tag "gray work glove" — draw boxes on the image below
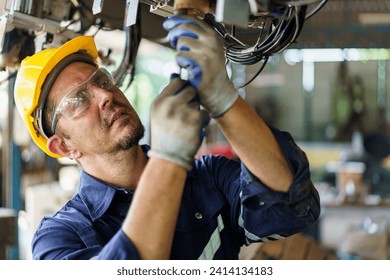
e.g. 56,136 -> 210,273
163,16 -> 239,118
147,76 -> 210,171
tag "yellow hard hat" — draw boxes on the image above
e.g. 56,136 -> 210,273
14,36 -> 99,158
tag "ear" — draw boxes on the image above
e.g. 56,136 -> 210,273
47,135 -> 82,160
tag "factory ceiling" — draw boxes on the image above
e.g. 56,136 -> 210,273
140,0 -> 390,49
294,0 -> 390,49
81,0 -> 390,49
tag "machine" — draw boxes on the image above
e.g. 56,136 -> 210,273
0,0 -> 327,86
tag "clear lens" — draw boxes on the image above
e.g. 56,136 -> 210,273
59,90 -> 91,120
51,68 -> 115,134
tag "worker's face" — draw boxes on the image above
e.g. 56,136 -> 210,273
49,62 -> 144,156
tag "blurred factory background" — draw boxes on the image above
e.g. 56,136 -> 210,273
1,0 -> 390,260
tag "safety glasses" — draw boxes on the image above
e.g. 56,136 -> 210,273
51,67 -> 116,135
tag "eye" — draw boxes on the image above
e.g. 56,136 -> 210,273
64,97 -> 85,111
98,79 -> 112,89
61,92 -> 90,117
93,71 -> 116,90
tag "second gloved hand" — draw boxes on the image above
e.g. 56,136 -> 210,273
163,16 -> 239,118
147,77 -> 210,171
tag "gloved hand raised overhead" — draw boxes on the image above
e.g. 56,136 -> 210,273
163,16 -> 239,118
148,76 -> 210,171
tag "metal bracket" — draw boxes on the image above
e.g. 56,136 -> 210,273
215,0 -> 249,27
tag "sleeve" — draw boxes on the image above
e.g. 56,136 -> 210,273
95,230 -> 140,260
214,127 -> 321,245
32,218 -> 140,260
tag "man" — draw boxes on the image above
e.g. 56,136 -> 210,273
14,15 -> 320,260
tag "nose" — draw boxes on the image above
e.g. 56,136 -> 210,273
93,85 -> 114,111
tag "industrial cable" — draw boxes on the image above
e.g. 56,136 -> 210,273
238,56 -> 269,88
112,7 -> 142,88
200,0 -> 327,86
305,0 -> 328,20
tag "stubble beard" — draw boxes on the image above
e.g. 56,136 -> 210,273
116,117 -> 145,151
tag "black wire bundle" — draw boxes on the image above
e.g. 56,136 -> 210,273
112,8 -> 142,89
204,4 -> 309,66
203,0 -> 327,86
72,0 -> 142,88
